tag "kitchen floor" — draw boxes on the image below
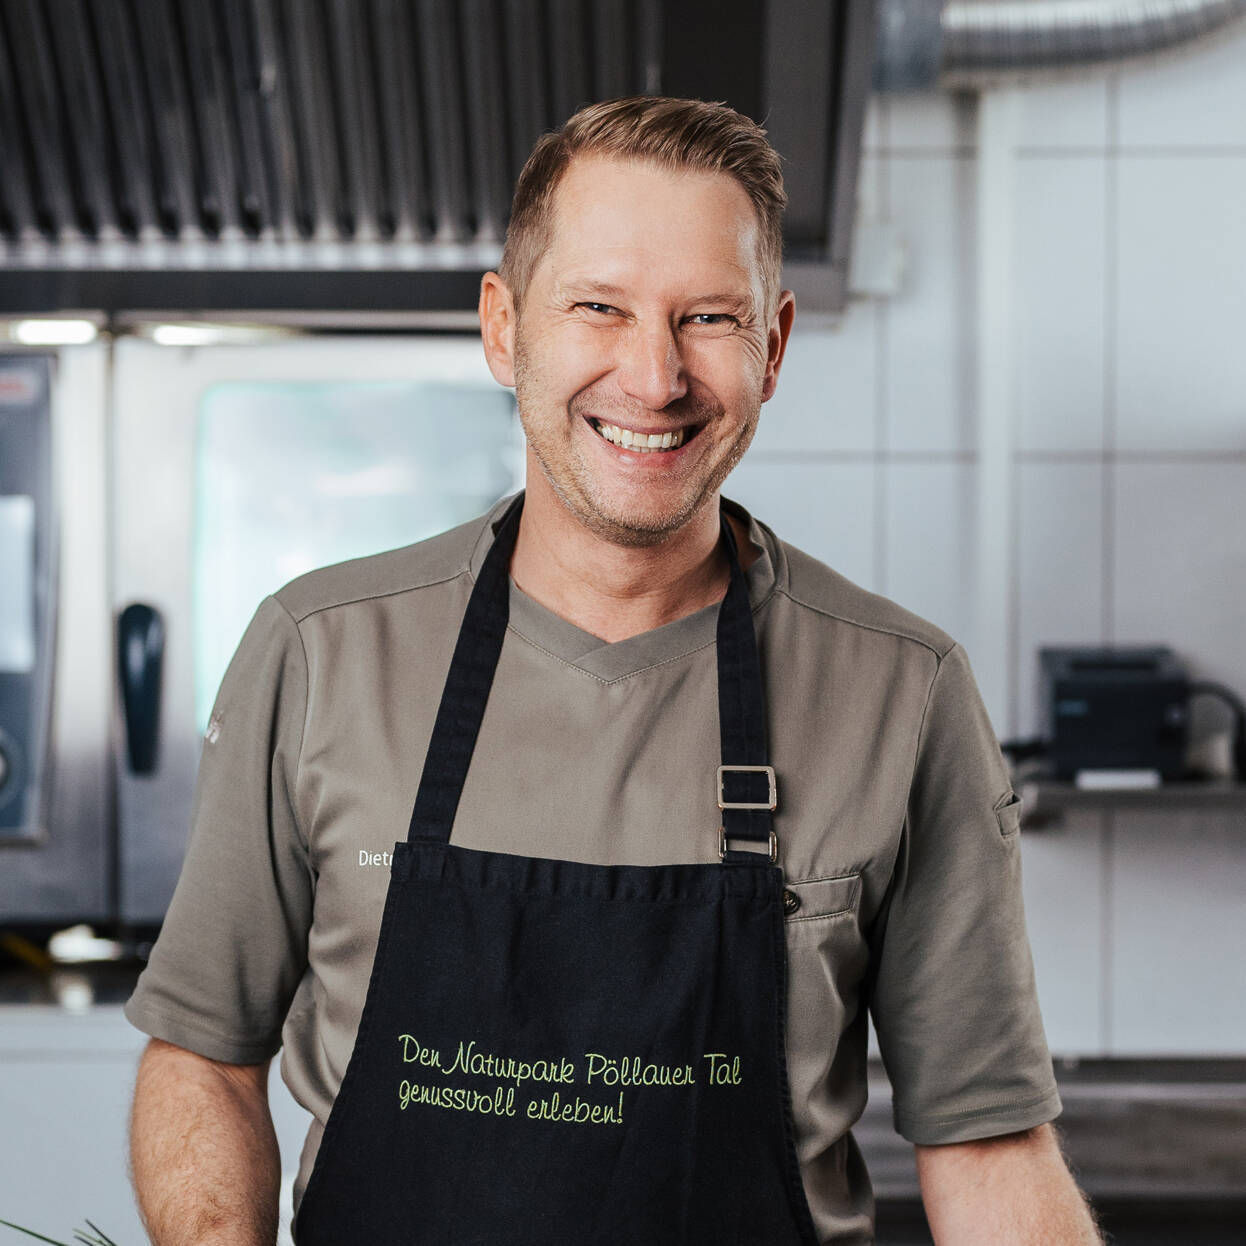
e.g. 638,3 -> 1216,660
875,1200 -> 1246,1244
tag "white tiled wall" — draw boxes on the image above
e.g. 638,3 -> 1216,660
750,306 -> 878,454
1115,157 -> 1246,452
1015,75 -> 1109,150
1014,158 -> 1107,454
731,459 -> 878,591
882,461 -> 976,641
884,156 -> 977,453
1117,32 -> 1246,147
733,20 -> 1246,1056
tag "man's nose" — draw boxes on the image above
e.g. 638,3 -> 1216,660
615,321 -> 688,410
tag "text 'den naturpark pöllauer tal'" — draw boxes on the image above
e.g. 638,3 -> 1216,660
396,1034 -> 744,1127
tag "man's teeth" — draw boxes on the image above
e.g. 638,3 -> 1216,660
592,421 -> 686,452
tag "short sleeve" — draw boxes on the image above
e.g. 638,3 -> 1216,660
868,643 -> 1062,1144
124,595 -> 312,1064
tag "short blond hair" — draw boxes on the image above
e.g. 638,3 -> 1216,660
499,96 -> 787,317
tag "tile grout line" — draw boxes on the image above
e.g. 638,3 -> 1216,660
1015,144 -> 1246,157
1015,451 -> 1246,463
1100,77 -> 1119,1057
1103,76 -> 1120,649
871,145 -> 1246,158
1007,334 -> 1022,742
876,105 -> 892,596
1101,809 -> 1115,1055
1004,100 -> 1023,741
876,303 -> 890,596
744,449 -> 1246,463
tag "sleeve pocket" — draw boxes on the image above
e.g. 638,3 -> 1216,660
994,790 -> 1023,838
784,872 -> 862,923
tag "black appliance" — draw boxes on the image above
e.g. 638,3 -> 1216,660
1039,646 -> 1246,781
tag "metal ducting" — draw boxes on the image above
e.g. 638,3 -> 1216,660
0,1 -> 878,318
876,0 -> 1246,91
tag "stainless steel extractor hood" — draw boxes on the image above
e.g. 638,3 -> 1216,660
0,0 -> 878,319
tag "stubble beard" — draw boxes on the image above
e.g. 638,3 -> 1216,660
512,332 -> 762,550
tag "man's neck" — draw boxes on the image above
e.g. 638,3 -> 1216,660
508,482 -> 754,644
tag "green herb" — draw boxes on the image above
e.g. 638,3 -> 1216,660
0,1220 -> 120,1246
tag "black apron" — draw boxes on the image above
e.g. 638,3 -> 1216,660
294,494 -> 818,1245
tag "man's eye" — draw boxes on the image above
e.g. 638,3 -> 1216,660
579,302 -> 617,316
687,313 -> 737,327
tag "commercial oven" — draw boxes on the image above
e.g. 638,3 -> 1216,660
0,334 -> 522,928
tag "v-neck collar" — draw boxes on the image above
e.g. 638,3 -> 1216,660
467,493 -> 781,682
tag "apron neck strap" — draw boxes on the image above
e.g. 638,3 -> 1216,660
405,493 -> 524,845
406,492 -> 775,859
716,511 -> 776,861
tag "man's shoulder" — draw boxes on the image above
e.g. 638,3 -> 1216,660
765,524 -> 957,662
274,508 -> 490,624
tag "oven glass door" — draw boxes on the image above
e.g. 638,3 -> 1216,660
113,336 -> 523,923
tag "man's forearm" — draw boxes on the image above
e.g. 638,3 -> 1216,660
130,1038 -> 281,1246
916,1123 -> 1103,1246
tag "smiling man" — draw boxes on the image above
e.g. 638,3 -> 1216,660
127,98 -> 1102,1245
493,148 -> 788,642
502,154 -> 775,538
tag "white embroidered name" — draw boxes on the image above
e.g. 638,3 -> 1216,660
359,850 -> 394,867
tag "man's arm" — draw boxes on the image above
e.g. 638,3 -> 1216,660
129,1037 -> 281,1246
915,1123 -> 1102,1245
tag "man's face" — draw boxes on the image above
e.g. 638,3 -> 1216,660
489,155 -> 793,548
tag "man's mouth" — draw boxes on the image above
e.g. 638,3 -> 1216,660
589,418 -> 695,453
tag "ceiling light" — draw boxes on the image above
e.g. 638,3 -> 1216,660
148,322 -> 288,346
9,319 -> 98,346
150,323 -> 228,346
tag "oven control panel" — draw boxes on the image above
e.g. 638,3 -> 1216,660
0,354 -> 54,840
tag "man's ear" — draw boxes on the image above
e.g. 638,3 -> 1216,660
760,290 -> 796,403
479,272 -> 518,388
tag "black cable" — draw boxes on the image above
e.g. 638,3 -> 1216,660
999,737 -> 1049,764
1188,681 -> 1246,780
